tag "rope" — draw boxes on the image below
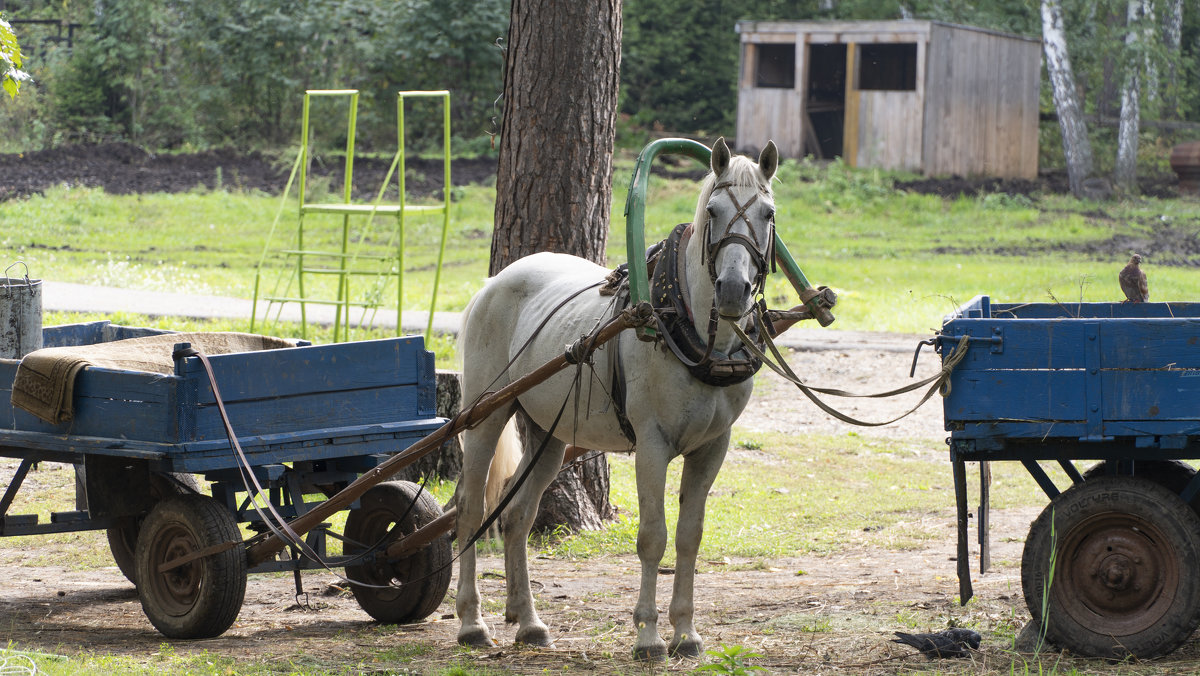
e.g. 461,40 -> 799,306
726,316 -> 971,427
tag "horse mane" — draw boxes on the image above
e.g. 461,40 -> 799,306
691,154 -> 773,231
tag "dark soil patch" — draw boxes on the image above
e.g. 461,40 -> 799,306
933,217 -> 1200,267
897,170 -> 1181,199
0,143 -> 498,202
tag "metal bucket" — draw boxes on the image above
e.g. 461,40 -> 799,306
1,262 -> 43,359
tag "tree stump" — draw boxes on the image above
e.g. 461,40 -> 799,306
393,370 -> 462,483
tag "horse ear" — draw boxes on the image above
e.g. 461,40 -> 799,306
711,137 -> 731,176
759,140 -> 779,181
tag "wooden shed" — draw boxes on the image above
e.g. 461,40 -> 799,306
735,20 -> 1041,178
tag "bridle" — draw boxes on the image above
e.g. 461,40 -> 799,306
700,181 -> 776,297
640,177 -> 776,388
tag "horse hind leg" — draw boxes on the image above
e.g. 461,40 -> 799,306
455,408 -> 517,648
500,412 -> 567,647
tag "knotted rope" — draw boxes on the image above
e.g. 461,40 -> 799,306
726,314 -> 971,427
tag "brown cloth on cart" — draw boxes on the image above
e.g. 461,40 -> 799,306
11,332 -> 296,424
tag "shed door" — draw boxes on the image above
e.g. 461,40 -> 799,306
803,43 -> 846,159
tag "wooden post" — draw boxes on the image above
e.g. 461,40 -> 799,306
842,42 -> 859,167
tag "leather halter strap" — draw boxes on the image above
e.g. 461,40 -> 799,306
703,181 -> 774,290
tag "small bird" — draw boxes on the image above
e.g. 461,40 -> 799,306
892,628 -> 981,658
1119,254 -> 1149,303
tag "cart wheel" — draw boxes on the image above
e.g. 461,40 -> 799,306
1082,459 -> 1199,510
1022,476 -> 1200,658
108,473 -> 200,584
343,480 -> 452,624
134,494 -> 246,639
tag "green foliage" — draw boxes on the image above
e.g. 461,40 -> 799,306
621,0 -> 822,134
6,0 -> 507,152
0,15 -> 29,99
367,0 -> 508,152
694,644 -> 766,675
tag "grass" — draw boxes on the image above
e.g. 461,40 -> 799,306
0,426 -> 1167,675
1,158 -> 1197,673
4,156 -> 1199,337
535,430 -> 1062,565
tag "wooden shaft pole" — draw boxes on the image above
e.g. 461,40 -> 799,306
383,507 -> 457,559
245,304 -> 648,567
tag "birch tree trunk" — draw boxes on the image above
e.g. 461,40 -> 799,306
1115,0 -> 1152,192
1041,0 -> 1094,197
489,0 -> 622,533
1162,0 -> 1183,119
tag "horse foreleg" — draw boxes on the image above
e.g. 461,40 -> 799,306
632,447 -> 671,660
455,412 -> 512,648
668,438 -> 729,657
500,417 -> 566,647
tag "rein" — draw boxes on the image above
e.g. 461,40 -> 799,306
726,314 -> 972,426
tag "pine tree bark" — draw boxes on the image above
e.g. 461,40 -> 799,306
490,0 -> 621,275
1041,0 -> 1094,197
490,0 -> 622,533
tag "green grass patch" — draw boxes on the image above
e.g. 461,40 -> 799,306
535,429 -> 1058,564
6,159 -> 1200,337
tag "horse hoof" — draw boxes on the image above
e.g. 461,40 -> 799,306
632,644 -> 668,662
457,628 -> 496,648
669,637 -> 704,658
515,625 -> 554,647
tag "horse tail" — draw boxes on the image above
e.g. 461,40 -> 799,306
470,416 -> 521,540
484,416 -> 522,516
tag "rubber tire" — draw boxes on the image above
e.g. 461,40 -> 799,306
1081,459 -> 1198,508
134,494 -> 246,639
1022,476 -> 1200,658
344,481 -> 452,624
108,473 -> 200,584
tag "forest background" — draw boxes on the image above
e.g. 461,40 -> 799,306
0,0 -> 1198,176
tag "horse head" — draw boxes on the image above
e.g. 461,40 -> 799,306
697,137 -> 778,320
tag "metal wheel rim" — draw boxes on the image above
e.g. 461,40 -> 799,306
147,523 -> 203,617
1054,512 -> 1179,636
349,509 -> 412,600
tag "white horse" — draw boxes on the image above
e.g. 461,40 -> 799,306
455,138 -> 778,660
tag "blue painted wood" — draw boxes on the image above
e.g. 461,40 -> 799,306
944,298 -> 1200,452
944,370 -> 1087,421
1083,322 -> 1104,440
0,325 -> 445,473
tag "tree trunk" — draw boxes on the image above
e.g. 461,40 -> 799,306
1041,0 -> 1094,197
490,0 -> 621,275
491,0 -> 622,533
1115,0 -> 1151,192
1161,0 -> 1183,119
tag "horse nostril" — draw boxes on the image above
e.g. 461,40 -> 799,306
715,278 -> 750,301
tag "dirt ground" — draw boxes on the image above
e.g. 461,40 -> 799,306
0,143 -> 497,202
1,143 -> 1184,204
0,343 -> 1144,675
1,146 -> 1197,673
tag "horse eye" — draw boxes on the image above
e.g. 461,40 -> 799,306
706,206 -> 716,217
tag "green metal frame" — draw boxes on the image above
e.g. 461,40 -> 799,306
251,89 -> 452,342
622,138 -> 831,339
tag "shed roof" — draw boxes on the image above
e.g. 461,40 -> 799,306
735,19 -> 1039,45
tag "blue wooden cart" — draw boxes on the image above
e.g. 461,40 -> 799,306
940,295 -> 1200,658
0,321 -> 451,639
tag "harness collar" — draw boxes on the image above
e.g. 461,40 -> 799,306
651,223 -> 763,387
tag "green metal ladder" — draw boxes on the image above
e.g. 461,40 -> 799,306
252,89 -> 452,342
